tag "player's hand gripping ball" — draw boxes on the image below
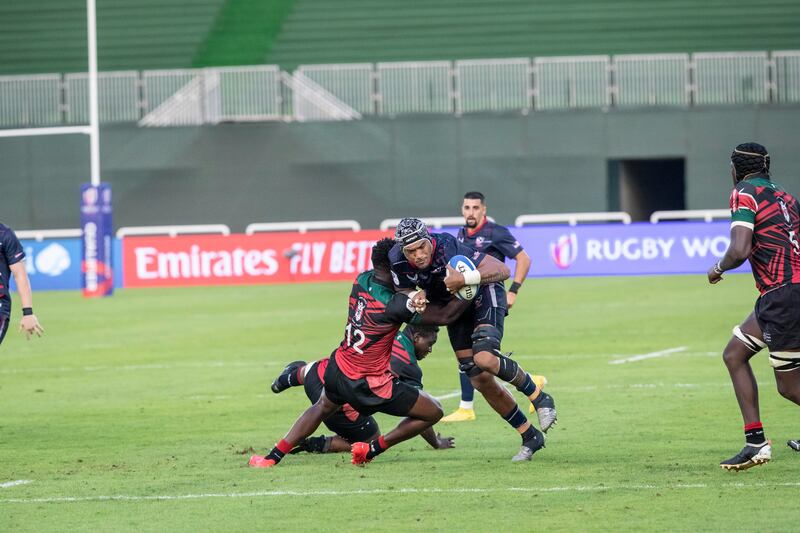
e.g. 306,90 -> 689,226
448,255 -> 478,301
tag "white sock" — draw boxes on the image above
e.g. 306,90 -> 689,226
459,401 -> 474,410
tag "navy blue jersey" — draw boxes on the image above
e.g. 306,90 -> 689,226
0,225 -> 25,317
389,232 -> 485,302
457,220 -> 523,262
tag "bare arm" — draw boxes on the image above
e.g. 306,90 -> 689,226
419,427 -> 454,449
416,297 -> 470,325
476,254 -> 511,284
10,261 -> 44,339
444,254 -> 510,295
708,225 -> 752,284
507,250 -> 531,309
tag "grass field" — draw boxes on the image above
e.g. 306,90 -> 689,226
2,274 -> 799,532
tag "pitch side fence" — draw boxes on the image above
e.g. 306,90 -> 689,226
1,51 -> 799,127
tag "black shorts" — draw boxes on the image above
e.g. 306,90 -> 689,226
755,283 -> 800,370
304,360 -> 379,442
323,354 -> 419,417
0,315 -> 9,346
448,282 -> 507,352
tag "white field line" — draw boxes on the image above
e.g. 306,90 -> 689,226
609,346 -> 688,365
4,482 -> 800,504
0,480 -> 32,489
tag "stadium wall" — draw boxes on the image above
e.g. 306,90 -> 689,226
2,106 -> 800,230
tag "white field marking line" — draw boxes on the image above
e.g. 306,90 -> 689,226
4,482 -> 800,504
609,346 -> 688,365
1,480 -> 32,489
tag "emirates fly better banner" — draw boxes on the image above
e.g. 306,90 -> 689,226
122,221 -> 747,288
123,230 -> 392,288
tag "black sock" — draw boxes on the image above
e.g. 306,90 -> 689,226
275,370 -> 299,391
304,435 -> 331,453
745,422 -> 766,446
520,425 -> 539,445
366,436 -> 389,459
266,439 -> 293,463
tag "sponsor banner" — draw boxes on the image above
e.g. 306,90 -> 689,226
122,230 -> 392,288
80,183 -> 114,297
17,239 -> 82,291
503,221 -> 750,277
13,239 -> 124,291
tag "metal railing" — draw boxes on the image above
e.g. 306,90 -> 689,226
1,50 -> 798,129
515,212 -> 632,227
649,209 -> 731,223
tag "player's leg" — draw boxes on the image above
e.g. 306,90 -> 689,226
764,285 -> 800,452
295,416 -> 381,454
468,286 -> 557,431
719,313 -> 771,471
442,308 -> 478,422
0,315 -> 9,346
250,390 -> 342,468
351,387 -> 442,464
458,349 -> 546,460
775,366 -> 800,453
271,360 -> 308,393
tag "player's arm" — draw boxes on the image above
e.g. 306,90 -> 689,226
709,185 -> 755,284
445,253 -> 510,295
708,225 -> 752,284
419,427 -> 455,449
416,297 -> 470,325
507,250 -> 531,309
9,261 -> 44,339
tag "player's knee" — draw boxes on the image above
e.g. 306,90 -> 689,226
473,351 -> 496,370
471,326 -> 502,356
776,380 -> 800,405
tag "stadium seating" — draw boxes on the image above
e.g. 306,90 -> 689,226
0,0 -> 226,75
1,0 -> 799,75
265,0 -> 800,68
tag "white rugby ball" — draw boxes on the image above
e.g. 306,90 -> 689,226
448,255 -> 478,301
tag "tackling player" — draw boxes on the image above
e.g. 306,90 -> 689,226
442,191 -> 548,423
708,143 -> 800,470
0,223 -> 44,346
270,324 -> 454,453
390,218 -> 556,461
249,238 -> 467,468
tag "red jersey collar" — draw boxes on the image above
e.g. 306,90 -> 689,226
466,217 -> 488,237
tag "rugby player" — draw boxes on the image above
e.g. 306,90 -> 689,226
442,191 -> 550,423
390,218 -> 555,461
708,143 -> 800,470
0,223 -> 43,346
270,324 -> 454,454
249,238 -> 467,468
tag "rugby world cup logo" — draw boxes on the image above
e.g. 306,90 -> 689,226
550,233 -> 578,269
82,187 -> 98,206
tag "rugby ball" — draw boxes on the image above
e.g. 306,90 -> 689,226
448,255 -> 478,301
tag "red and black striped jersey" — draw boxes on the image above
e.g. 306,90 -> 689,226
334,271 -> 417,379
729,175 -> 800,294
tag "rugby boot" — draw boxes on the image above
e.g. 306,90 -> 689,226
441,407 -> 476,422
788,439 -> 800,452
532,391 -> 558,433
248,455 -> 277,468
351,442 -> 373,465
270,360 -> 306,393
720,441 -> 772,471
512,426 -> 545,462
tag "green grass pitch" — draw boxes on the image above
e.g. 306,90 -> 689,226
1,274 -> 798,531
